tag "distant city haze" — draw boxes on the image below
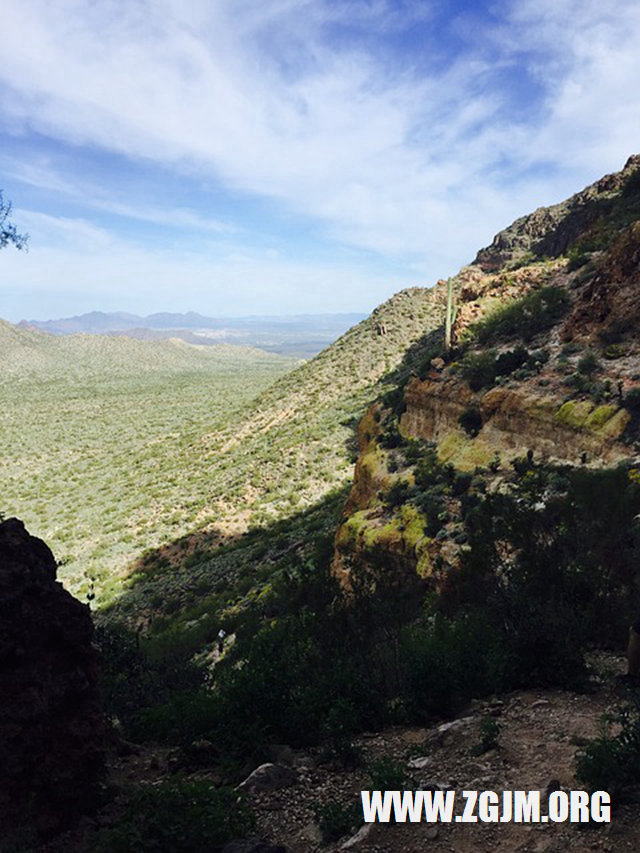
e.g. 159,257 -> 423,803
17,310 -> 368,358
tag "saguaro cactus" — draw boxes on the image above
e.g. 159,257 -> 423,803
444,277 -> 457,355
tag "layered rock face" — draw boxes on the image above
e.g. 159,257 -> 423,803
333,155 -> 640,591
400,375 -> 630,470
0,518 -> 104,841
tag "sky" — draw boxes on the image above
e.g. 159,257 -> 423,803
0,0 -> 639,321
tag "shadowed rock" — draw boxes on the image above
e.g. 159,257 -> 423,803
0,518 -> 104,842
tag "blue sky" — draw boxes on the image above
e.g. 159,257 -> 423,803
1,0 -> 639,321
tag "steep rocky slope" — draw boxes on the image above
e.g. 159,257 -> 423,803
334,155 -> 640,590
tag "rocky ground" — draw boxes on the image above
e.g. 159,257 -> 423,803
246,653 -> 640,853
42,652 -> 638,853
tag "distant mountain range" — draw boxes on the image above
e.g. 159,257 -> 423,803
18,311 -> 367,358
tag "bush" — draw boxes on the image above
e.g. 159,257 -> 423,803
367,756 -> 411,791
459,350 -> 498,391
472,716 -> 501,755
577,351 -> 599,375
495,346 -> 530,377
459,405 -> 482,437
314,801 -> 361,843
567,247 -> 590,271
474,286 -> 571,344
576,702 -> 640,799
95,782 -> 256,852
96,621 -> 204,739
400,614 -> 509,719
624,388 -> 640,412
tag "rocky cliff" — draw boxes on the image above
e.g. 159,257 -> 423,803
334,155 -> 640,590
0,518 -> 104,844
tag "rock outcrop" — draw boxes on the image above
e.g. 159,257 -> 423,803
333,155 -> 640,592
474,154 -> 640,271
0,518 -> 104,842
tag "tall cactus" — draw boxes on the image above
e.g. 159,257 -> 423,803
444,277 -> 457,355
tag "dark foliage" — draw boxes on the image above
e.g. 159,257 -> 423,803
459,405 -> 483,437
94,782 -> 255,852
0,191 -> 29,251
474,286 -> 570,344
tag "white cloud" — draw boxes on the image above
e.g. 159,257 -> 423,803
1,0 -> 639,312
0,210 -> 409,320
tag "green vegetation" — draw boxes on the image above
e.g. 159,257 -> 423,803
458,346 -> 550,391
96,433 -> 640,784
0,324 -> 293,603
576,699 -> 640,799
473,286 -> 570,344
458,404 -> 482,437
472,716 -> 501,756
0,190 -> 28,250
2,286 -> 444,607
94,782 -> 255,852
314,801 -> 361,843
366,756 -> 412,791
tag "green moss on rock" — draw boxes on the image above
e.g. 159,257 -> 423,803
554,400 -> 594,428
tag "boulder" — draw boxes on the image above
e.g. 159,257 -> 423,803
236,762 -> 297,793
0,518 -> 105,840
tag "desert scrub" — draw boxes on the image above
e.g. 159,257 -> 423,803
459,405 -> 483,437
314,801 -> 361,843
473,286 -> 571,344
94,782 -> 255,852
458,346 -> 544,391
576,702 -> 640,800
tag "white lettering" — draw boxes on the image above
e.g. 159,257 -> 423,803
478,790 -> 499,822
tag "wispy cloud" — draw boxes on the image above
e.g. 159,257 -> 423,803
0,210 -> 409,320
1,0 -> 639,316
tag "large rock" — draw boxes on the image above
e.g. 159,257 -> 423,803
236,762 -> 298,793
0,518 -> 104,841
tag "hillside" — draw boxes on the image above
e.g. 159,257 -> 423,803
0,322 -> 297,602
0,317 -> 285,380
103,286 -> 449,621
2,288 -> 446,610
14,156 -> 640,853
18,310 -> 367,357
334,154 -> 640,591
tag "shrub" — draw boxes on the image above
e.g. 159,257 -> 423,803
577,351 -> 599,376
494,346 -> 529,377
459,405 -> 482,437
387,480 -> 412,508
567,247 -> 590,271
314,801 -> 361,843
95,782 -> 256,852
472,716 -> 501,755
474,286 -> 571,344
400,614 -> 509,719
576,702 -> 640,799
624,388 -> 640,412
367,756 -> 411,791
459,350 -> 498,391
622,167 -> 640,198
95,622 -> 201,736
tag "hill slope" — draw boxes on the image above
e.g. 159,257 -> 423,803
0,322 -> 296,602
334,154 -> 640,595
3,288 -> 447,610
0,318 -> 284,380
103,286 -> 449,619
